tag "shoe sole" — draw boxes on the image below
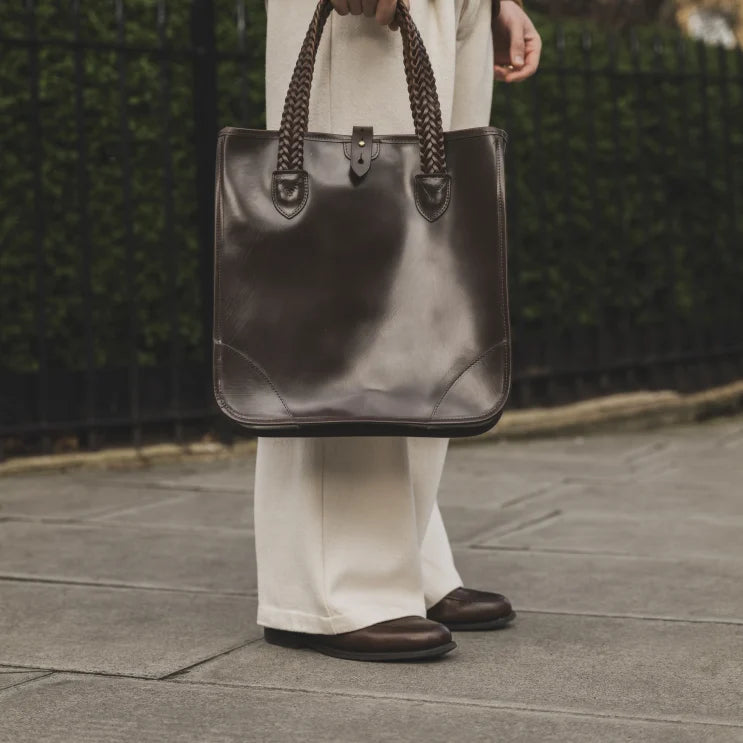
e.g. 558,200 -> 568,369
264,628 -> 457,662
444,611 -> 517,631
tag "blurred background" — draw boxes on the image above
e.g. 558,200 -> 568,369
1,0 -> 742,460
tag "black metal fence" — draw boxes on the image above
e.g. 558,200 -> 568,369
1,1 -> 742,458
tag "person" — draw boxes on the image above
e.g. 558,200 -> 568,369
255,0 -> 541,662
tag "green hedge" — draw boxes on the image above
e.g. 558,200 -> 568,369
495,23 -> 743,351
0,1 -> 265,375
1,4 -> 741,377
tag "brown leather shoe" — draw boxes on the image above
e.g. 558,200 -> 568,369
427,587 -> 516,630
264,616 -> 456,662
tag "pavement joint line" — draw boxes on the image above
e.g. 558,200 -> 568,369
168,677 -> 743,730
0,574 -> 258,598
157,637 -> 265,681
447,518 -> 540,546
469,508 -> 563,544
514,472 -> 639,486
0,671 -> 54,694
5,672 -> 742,732
97,482 -> 254,497
2,568 -> 739,626
636,477 -> 741,491
0,516 -> 96,526
145,486 -> 252,494
498,481 -> 569,509
467,543 -> 743,562
511,608 -> 743,627
481,454 -> 648,471
463,442 -> 665,461
0,663 -> 54,673
0,514 -> 255,536
452,456 -> 629,475
0,669 -> 194,687
88,520 -> 255,536
0,667 -> 183,683
105,484 -> 254,496
456,544 -> 743,565
558,475 -> 722,494
502,508 -> 743,528
79,492 -> 206,521
622,440 -> 669,464
627,459 -> 675,477
618,446 -> 666,462
83,480 -> 253,495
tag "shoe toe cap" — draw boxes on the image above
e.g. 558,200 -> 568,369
466,591 -> 513,622
428,587 -> 514,625
374,616 -> 453,651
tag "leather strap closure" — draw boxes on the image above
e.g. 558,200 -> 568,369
343,139 -> 379,162
350,126 -> 373,178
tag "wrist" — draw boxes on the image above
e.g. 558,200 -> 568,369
494,0 -> 524,17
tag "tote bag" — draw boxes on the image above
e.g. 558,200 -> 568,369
213,0 -> 511,437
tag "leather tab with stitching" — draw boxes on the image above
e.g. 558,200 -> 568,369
350,126 -> 373,179
272,170 -> 309,219
414,173 -> 451,221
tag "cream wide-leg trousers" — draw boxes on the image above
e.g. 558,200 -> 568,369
256,0 -> 494,635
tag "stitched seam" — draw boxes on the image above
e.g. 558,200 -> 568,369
216,341 -> 294,418
427,135 -> 513,423
433,136 -> 514,422
219,128 -> 507,145
214,134 -> 226,394
271,171 -> 308,219
495,137 -> 512,418
414,174 -> 451,221
430,340 -> 508,420
213,413 -> 503,426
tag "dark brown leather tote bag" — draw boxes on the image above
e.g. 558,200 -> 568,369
213,0 -> 511,437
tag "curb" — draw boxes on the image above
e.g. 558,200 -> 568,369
475,379 -> 743,442
1,380 -> 741,477
0,440 -> 256,478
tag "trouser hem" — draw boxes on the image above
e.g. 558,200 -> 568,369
424,577 -> 464,611
257,603 -> 427,635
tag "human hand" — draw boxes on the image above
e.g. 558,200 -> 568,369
492,1 -> 541,82
330,0 -> 410,30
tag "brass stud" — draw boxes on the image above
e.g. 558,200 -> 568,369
358,139 -> 365,147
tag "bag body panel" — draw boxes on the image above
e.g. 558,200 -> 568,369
213,126 -> 510,436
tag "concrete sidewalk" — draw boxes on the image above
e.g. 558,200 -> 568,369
0,416 -> 742,742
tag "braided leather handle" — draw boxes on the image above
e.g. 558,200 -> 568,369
276,0 -> 447,175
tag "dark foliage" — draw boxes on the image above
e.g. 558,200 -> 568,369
1,3 -> 741,407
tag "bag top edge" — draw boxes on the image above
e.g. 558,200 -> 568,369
218,125 -> 508,144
